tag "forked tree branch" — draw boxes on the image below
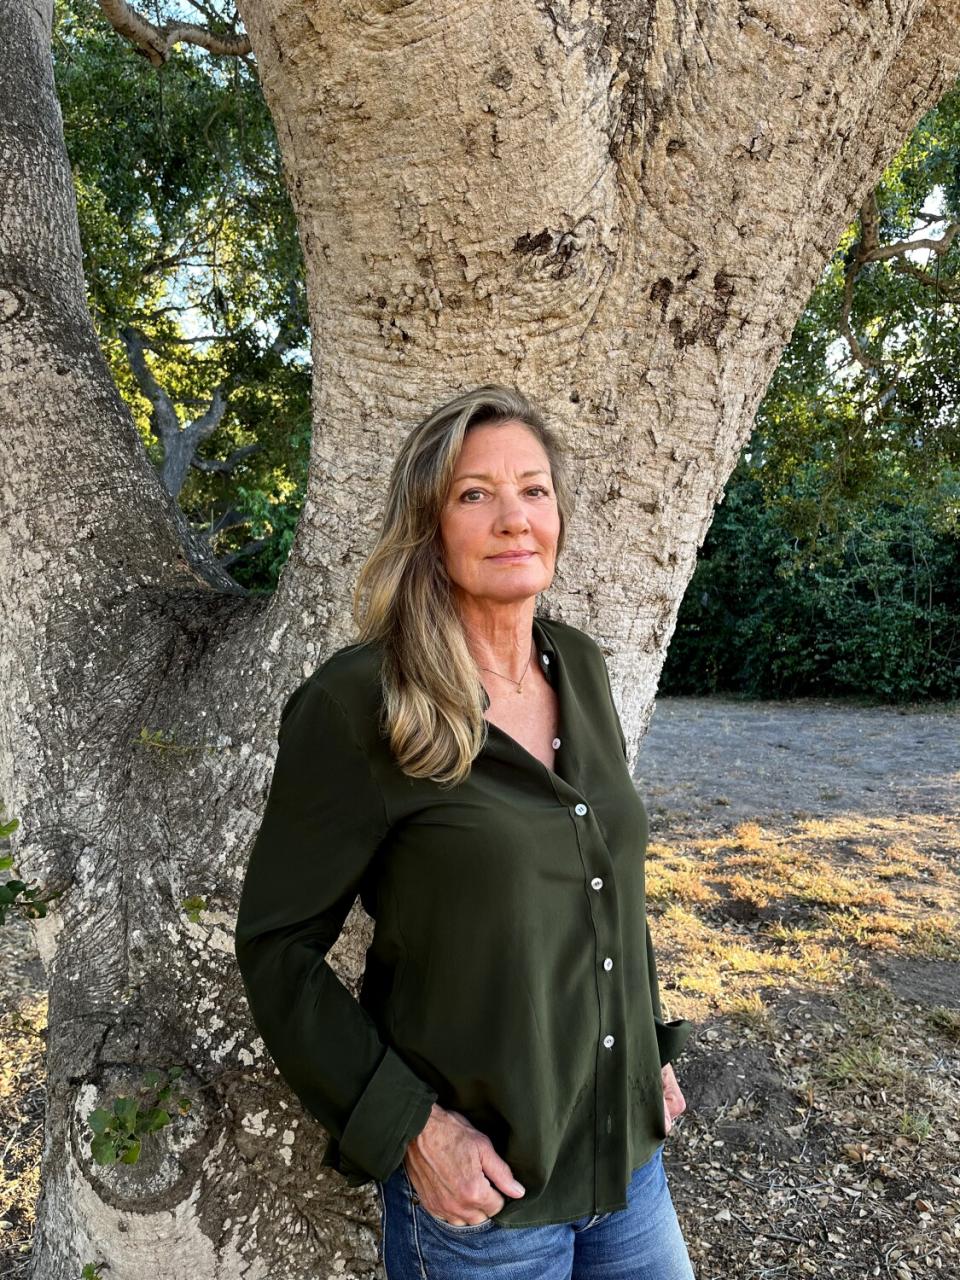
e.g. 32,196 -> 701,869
97,0 -> 252,66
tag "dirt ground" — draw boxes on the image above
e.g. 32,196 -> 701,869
2,693 -> 958,1279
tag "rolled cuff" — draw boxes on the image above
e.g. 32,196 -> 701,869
337,1045 -> 439,1182
654,1016 -> 695,1067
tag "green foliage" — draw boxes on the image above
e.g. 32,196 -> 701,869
52,0 -> 310,589
665,88 -> 960,702
133,726 -> 217,755
228,425 -> 308,592
86,1066 -> 191,1166
181,894 -> 208,924
0,805 -> 66,925
0,805 -> 18,841
663,459 -> 960,701
0,871 -> 58,925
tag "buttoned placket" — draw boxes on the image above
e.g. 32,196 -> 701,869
484,619 -> 631,1212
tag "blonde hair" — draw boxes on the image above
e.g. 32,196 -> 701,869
352,383 -> 574,787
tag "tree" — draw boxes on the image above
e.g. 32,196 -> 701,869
2,1 -> 959,1277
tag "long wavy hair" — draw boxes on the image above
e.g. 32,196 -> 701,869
352,384 -> 575,788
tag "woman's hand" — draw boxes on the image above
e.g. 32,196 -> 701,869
404,1103 -> 526,1225
661,1061 -> 686,1134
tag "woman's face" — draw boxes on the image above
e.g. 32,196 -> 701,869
439,420 -> 560,609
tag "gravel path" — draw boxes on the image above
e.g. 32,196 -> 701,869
635,695 -> 958,824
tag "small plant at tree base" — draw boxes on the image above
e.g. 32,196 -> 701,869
0,807 -> 66,924
0,807 -> 17,841
134,726 -> 216,757
87,1066 -> 192,1165
181,894 -> 208,924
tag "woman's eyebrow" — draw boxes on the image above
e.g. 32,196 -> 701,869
453,469 -> 550,483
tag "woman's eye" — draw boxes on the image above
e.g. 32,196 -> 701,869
459,486 -> 550,502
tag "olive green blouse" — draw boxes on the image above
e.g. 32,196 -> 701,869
233,613 -> 694,1228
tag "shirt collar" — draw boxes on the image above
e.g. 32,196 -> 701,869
532,614 -> 558,680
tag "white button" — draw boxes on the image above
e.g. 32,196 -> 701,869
603,957 -> 614,971
542,654 -> 550,664
603,1034 -> 615,1049
552,737 -> 561,749
591,877 -> 603,890
574,803 -> 588,815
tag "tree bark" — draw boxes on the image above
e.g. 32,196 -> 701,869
1,0 -> 958,1276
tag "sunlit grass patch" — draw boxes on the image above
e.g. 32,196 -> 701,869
800,817 -> 856,840
658,900 -> 716,936
795,814 -> 922,843
876,860 -> 924,878
722,872 -> 779,908
787,941 -> 848,982
762,920 -> 820,944
670,824 -> 906,926
693,821 -> 905,914
647,800 -> 958,1049
721,989 -> 775,1027
0,990 -> 45,1264
694,824 -> 912,917
656,908 -> 854,1005
790,866 -> 896,908
645,856 -> 719,905
722,849 -> 795,872
850,837 -> 950,882
728,820 -> 770,851
676,970 -> 725,997
714,940 -> 809,975
824,906 -> 960,956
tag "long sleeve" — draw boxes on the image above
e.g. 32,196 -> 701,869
645,916 -> 695,1067
233,674 -> 438,1182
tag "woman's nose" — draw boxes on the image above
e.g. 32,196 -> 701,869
495,495 -> 529,530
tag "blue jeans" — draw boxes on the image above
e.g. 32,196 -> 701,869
375,1141 -> 696,1278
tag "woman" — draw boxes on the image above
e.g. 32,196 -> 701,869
234,384 -> 696,1279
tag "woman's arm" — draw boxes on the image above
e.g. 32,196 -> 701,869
233,675 -> 438,1182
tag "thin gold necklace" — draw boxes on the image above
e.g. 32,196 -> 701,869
476,642 -> 536,694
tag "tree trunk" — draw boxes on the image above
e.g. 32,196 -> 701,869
1,0 -> 958,1276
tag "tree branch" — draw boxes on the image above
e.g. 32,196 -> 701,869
192,443 -> 263,475
120,323 -> 181,442
97,0 -> 252,66
217,535 -> 273,568
839,189 -> 960,377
